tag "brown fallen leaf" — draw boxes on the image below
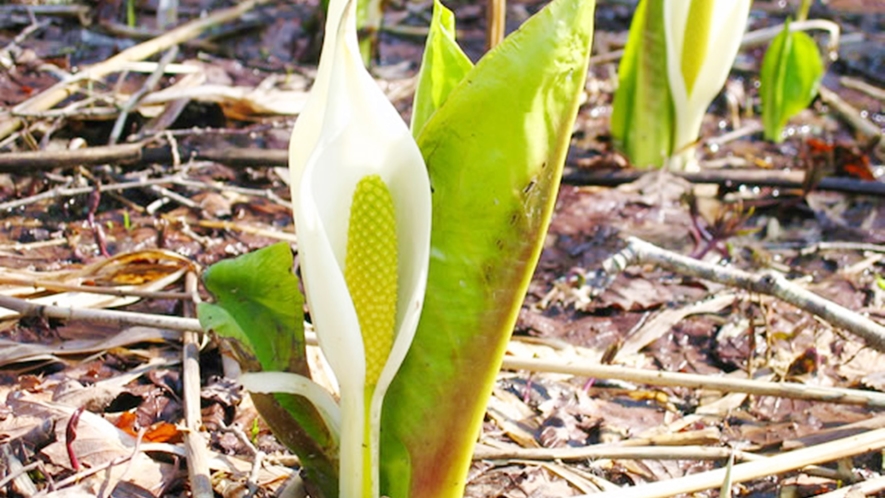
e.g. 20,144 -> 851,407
8,391 -> 172,495
0,326 -> 179,367
0,249 -> 193,320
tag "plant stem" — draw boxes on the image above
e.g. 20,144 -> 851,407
362,387 -> 376,497
339,386 -> 370,498
486,0 -> 505,50
797,0 -> 812,22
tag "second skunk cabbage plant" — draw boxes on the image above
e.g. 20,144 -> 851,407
198,0 -> 596,495
612,0 -> 751,171
760,18 -> 825,142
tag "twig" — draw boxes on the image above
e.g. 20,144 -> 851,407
574,428 -> 885,498
840,76 -> 885,102
0,142 -> 145,172
704,122 -> 763,148
485,0 -> 505,50
246,450 -> 266,498
223,425 -> 265,498
6,141 -> 880,200
0,293 -> 203,331
0,175 -> 183,212
0,153 -> 288,215
562,167 -> 885,197
502,357 -> 885,407
185,219 -> 299,244
108,46 -> 179,145
0,144 -> 288,172
3,287 -> 883,408
474,444 -> 757,463
798,241 -> 885,255
587,49 -> 624,66
148,184 -> 202,211
11,105 -> 120,120
116,61 -> 200,75
100,22 -> 219,53
167,145 -> 279,169
171,177 -> 292,209
2,19 -> 48,57
818,85 -> 883,148
589,237 -> 885,352
0,0 -> 270,142
182,272 -> 213,498
0,447 -> 40,494
0,4 -> 91,25
741,19 -> 840,56
0,460 -> 41,492
482,440 -> 846,482
4,143 -> 884,200
0,275 -> 193,300
0,238 -> 68,253
814,474 -> 885,498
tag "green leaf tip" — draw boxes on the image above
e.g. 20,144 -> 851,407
411,0 -> 474,137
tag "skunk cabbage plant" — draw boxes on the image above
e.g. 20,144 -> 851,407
247,0 -> 432,493
612,0 -> 751,170
199,0 -> 596,495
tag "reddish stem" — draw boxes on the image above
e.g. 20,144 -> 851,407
65,407 -> 85,471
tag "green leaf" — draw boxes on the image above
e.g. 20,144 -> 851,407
380,0 -> 596,495
198,243 -> 338,498
761,20 -> 824,142
610,0 -> 674,168
410,0 -> 474,137
199,242 -> 306,374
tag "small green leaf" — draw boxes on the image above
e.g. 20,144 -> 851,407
610,0 -> 674,168
761,20 -> 824,142
199,242 -> 306,374
198,243 -> 338,498
381,0 -> 596,495
410,0 -> 474,138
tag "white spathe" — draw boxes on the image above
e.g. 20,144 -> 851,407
664,0 -> 751,171
287,0 -> 432,495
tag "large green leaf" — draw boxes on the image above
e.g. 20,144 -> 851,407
410,0 -> 474,137
761,20 -> 824,142
379,0 -> 596,495
610,0 -> 674,168
198,243 -> 338,498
